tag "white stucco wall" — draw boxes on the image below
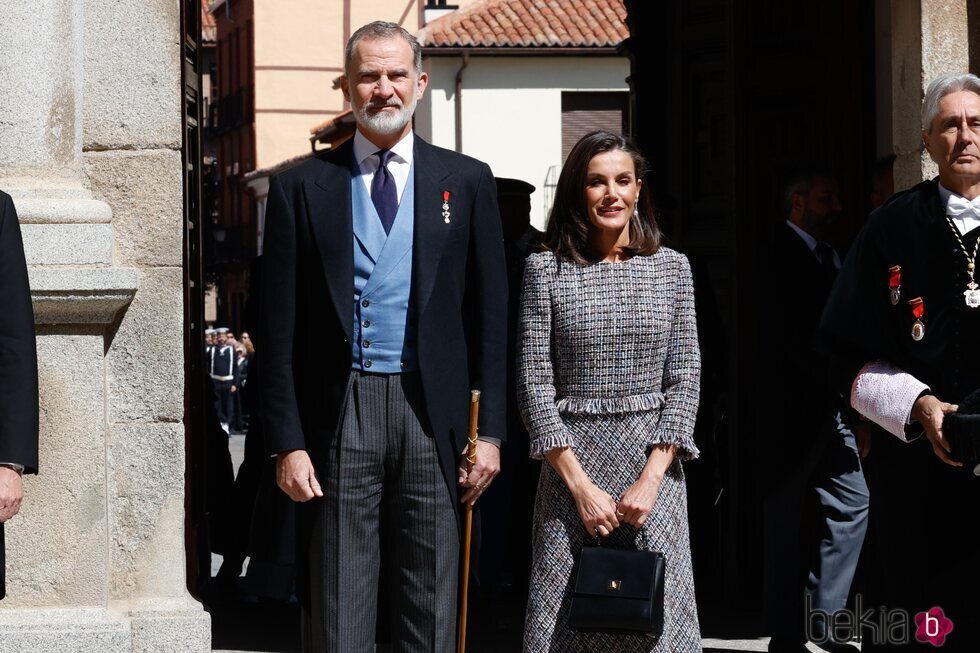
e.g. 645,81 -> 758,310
416,55 -> 630,229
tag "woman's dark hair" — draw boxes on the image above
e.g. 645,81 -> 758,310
543,131 -> 661,263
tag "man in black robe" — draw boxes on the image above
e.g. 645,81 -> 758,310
821,73 -> 980,651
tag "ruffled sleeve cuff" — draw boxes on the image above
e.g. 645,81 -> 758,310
850,360 -> 929,442
528,429 -> 575,460
648,429 -> 700,462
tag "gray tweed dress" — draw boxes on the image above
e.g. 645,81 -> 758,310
517,248 -> 702,653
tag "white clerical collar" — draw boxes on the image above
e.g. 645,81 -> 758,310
785,219 -> 818,253
353,129 -> 414,169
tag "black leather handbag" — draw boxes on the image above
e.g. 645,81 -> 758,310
567,535 -> 666,636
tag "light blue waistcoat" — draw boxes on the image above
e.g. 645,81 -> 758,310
350,160 -> 418,373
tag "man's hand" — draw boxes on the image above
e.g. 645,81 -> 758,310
276,449 -> 324,501
0,466 -> 24,523
457,440 -> 500,506
911,394 -> 961,467
231,385 -> 237,394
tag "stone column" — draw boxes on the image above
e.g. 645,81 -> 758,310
885,0 -> 970,189
0,0 -> 114,250
0,0 -> 209,650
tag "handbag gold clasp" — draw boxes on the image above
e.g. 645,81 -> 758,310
608,580 -> 622,591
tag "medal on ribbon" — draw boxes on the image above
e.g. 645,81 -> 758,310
888,265 -> 901,305
442,190 -> 451,224
909,296 -> 926,341
942,213 -> 980,308
966,266 -> 980,308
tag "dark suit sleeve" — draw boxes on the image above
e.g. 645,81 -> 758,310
467,164 -> 508,443
0,193 -> 39,473
259,175 -> 306,455
820,220 -> 898,394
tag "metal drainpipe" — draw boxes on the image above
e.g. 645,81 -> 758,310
454,52 -> 469,153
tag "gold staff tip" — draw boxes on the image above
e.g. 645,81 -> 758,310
470,390 -> 481,402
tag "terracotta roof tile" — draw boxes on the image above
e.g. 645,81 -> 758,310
202,5 -> 217,44
309,109 -> 354,136
417,0 -> 627,49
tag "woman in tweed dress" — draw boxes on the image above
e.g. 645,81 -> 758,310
518,131 -> 702,652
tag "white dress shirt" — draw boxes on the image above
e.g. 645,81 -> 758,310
937,183 -> 980,235
352,129 -> 414,204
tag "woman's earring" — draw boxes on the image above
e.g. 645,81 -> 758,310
633,204 -> 639,219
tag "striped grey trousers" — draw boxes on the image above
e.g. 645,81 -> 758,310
305,372 -> 459,653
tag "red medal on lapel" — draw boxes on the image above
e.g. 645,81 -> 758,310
442,190 -> 451,224
909,296 -> 925,341
888,265 -> 901,305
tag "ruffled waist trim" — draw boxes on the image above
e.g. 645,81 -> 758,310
555,392 -> 665,416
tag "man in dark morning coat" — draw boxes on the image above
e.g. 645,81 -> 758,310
0,191 -> 40,600
259,21 -> 507,652
762,171 -> 869,652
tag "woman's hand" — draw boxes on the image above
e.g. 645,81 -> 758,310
616,443 -> 676,527
572,482 -> 620,537
617,476 -> 662,527
543,446 -> 619,536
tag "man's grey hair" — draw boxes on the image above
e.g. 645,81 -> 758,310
922,73 -> 980,131
344,21 -> 423,76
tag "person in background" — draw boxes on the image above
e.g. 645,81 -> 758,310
475,177 -> 543,606
762,168 -> 869,652
210,327 -> 237,433
233,345 -> 249,433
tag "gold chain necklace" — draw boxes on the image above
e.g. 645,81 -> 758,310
943,213 -> 980,308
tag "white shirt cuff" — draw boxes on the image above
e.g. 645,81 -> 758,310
850,360 -> 929,442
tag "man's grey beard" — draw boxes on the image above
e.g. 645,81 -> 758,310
356,96 -> 417,135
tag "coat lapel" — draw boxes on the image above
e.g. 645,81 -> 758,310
362,168 -> 415,300
413,138 -> 454,318
350,160 -> 387,264
304,140 -> 355,343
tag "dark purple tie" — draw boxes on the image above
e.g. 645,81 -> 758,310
371,149 -> 398,234
814,241 -> 838,282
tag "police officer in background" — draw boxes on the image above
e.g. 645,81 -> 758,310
209,327 -> 237,433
